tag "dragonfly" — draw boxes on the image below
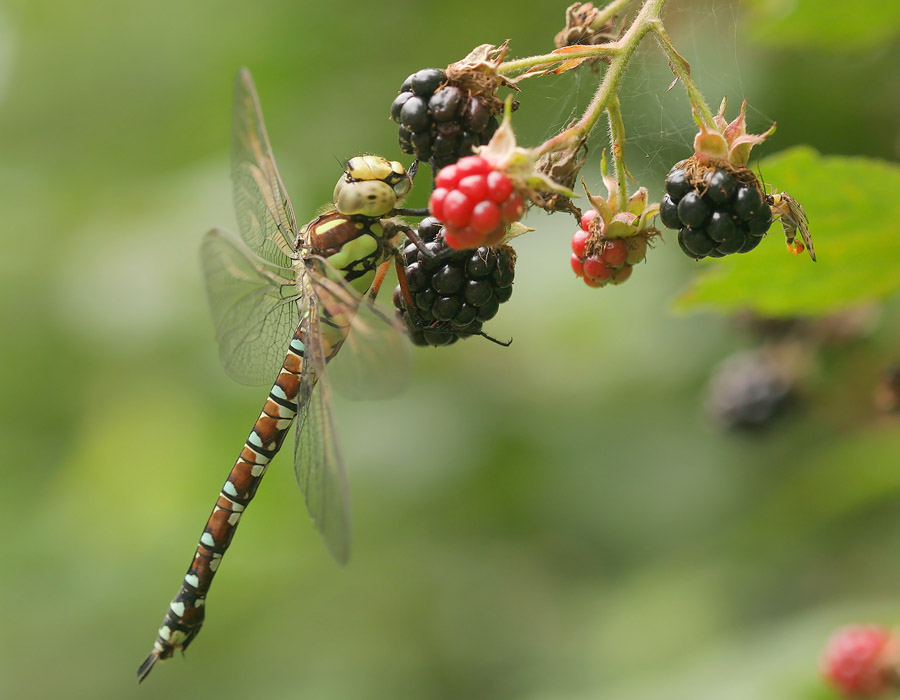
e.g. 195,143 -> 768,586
138,67 -> 414,681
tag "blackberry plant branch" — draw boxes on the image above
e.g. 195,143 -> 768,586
490,0 -> 728,206
497,45 -> 620,75
606,94 -> 629,211
530,0 -> 663,160
649,21 -> 717,129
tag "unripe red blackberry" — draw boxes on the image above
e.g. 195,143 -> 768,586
570,190 -> 656,289
429,155 -> 525,250
390,68 -> 500,170
821,625 -> 900,698
393,217 -> 515,346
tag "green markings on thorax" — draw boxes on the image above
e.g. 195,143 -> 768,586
303,213 -> 389,294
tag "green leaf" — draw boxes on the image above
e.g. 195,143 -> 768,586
674,146 -> 900,317
744,0 -> 900,50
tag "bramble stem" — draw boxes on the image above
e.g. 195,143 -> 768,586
535,0 -> 665,158
606,95 -> 629,211
650,21 -> 717,129
492,0 -> 724,206
498,46 -> 620,75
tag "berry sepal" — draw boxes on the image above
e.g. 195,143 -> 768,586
694,97 -> 776,167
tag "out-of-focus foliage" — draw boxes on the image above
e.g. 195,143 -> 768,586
744,0 -> 900,50
675,147 -> 900,316
1,1 -> 900,700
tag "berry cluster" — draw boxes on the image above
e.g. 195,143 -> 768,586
390,68 -> 499,170
429,155 -> 525,249
393,217 -> 515,347
570,209 -> 646,287
660,163 -> 772,260
821,625 -> 900,698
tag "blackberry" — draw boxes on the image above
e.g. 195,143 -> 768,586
662,160 -> 773,260
390,68 -> 500,170
706,349 -> 794,430
393,217 -> 515,347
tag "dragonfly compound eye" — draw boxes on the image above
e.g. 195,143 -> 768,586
345,155 -> 394,182
333,178 -> 397,218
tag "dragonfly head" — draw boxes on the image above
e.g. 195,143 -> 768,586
333,156 -> 412,218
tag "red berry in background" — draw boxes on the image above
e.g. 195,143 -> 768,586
569,209 -> 638,289
821,624 -> 900,698
571,229 -> 590,258
600,239 -> 628,268
582,255 -> 611,282
486,170 -> 512,202
458,174 -> 488,202
428,156 -> 525,250
470,201 -> 501,235
570,253 -> 585,277
442,190 -> 474,227
580,208 -> 599,232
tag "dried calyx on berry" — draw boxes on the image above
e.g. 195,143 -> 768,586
554,2 -> 621,54
393,217 -> 516,347
390,44 -> 516,170
661,98 -> 778,261
571,154 -> 659,288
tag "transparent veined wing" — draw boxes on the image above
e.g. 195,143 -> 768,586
200,228 -> 301,385
231,68 -> 298,269
306,259 -> 412,401
294,287 -> 352,565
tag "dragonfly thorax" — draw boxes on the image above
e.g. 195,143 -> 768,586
302,211 -> 393,294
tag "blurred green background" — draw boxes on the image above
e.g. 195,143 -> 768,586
2,1 -> 900,698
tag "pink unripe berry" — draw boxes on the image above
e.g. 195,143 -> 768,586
571,253 -> 585,277
458,174 -> 488,202
435,164 -> 460,189
571,229 -> 590,258
470,200 -> 502,235
609,264 -> 632,285
582,255 -> 612,283
580,208 -> 599,232
429,187 -> 449,221
456,155 -> 493,177
822,624 -> 900,698
442,191 -> 474,227
501,193 -> 524,223
601,239 -> 628,269
486,170 -> 513,202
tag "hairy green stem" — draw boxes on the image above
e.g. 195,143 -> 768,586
498,46 -> 620,75
649,21 -> 717,129
536,0 -> 665,157
606,95 -> 629,211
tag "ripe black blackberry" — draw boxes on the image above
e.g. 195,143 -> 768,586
706,349 -> 795,430
660,160 -> 773,260
390,68 -> 500,170
393,217 -> 515,347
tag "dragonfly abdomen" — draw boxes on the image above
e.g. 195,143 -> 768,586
138,332 -> 307,681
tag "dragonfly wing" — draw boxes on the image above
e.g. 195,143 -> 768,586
294,290 -> 352,564
200,228 -> 301,385
306,259 -> 411,401
231,67 -> 298,269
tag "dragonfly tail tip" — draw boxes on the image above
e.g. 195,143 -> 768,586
137,651 -> 159,683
